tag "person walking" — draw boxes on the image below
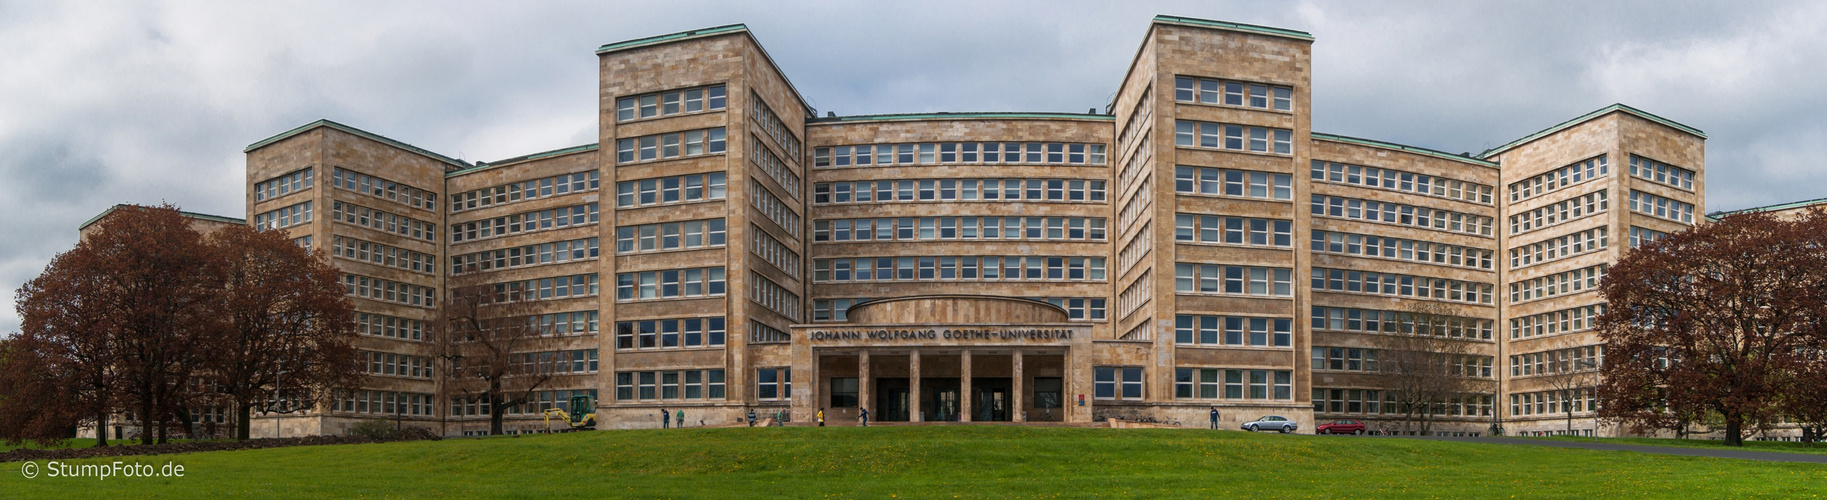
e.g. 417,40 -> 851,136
747,409 -> 757,427
859,407 -> 870,427
661,408 -> 670,429
677,409 -> 685,428
1209,407 -> 1220,430
817,408 -> 826,427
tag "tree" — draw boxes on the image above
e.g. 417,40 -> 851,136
204,224 -> 364,440
9,241 -> 125,446
1780,348 -> 1827,446
1598,209 -> 1827,446
1372,302 -> 1494,436
0,336 -> 87,446
1535,339 -> 1601,435
434,279 -> 559,436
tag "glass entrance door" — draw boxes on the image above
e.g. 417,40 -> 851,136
973,377 -> 1012,422
876,378 -> 910,421
921,378 -> 960,421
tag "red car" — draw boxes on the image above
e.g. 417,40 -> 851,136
1317,419 -> 1367,435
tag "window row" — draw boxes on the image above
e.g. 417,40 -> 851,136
448,203 -> 598,243
750,92 -> 803,160
355,312 -> 426,341
1511,390 -> 1595,417
1510,189 -> 1608,235
452,171 -> 598,213
254,167 -> 313,202
1169,368 -> 1294,401
1116,128 -> 1152,197
752,321 -> 790,344
1510,226 -> 1608,269
1311,161 -> 1494,205
1311,268 -> 1494,305
448,390 -> 600,417
1175,214 -> 1294,248
254,201 -> 312,230
615,370 -> 727,401
750,136 -> 801,200
615,172 -> 727,208
343,274 -> 435,308
1174,166 -> 1295,200
1173,75 -> 1294,111
1317,390 -> 1492,418
452,237 -> 599,275
752,181 -> 801,237
1310,230 -> 1493,270
1509,155 -> 1608,203
331,167 -> 437,211
813,142 -> 1107,168
751,273 -> 801,322
333,236 -> 436,275
508,349 -> 600,375
531,311 -> 599,337
614,317 -> 727,350
1174,120 -> 1294,155
1117,223 -> 1151,276
1512,345 -> 1603,377
613,128 -> 727,164
1172,315 -> 1294,347
813,178 -> 1108,205
491,274 -> 600,303
614,219 -> 725,254
1311,195 -> 1494,237
1628,190 -> 1695,223
1172,264 -> 1296,298
363,351 -> 432,379
336,391 -> 434,417
1118,271 -> 1152,320
1511,304 -> 1606,340
1312,348 -> 1492,378
1629,155 -> 1695,191
812,256 -> 1107,283
813,216 -> 1107,243
812,297 -> 1105,322
1310,306 -> 1494,340
753,227 -> 801,278
333,201 -> 436,242
1628,226 -> 1668,248
1511,264 -> 1607,304
614,84 -> 726,122
1118,177 -> 1152,232
613,267 -> 726,301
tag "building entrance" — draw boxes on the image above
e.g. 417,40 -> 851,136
875,378 -> 910,422
973,377 -> 1012,422
920,378 -> 961,421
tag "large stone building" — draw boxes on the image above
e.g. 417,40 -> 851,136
131,15 -> 1716,436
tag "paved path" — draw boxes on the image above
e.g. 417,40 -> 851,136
1405,436 -> 1827,463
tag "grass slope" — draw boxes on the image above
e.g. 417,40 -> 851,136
1533,435 -> 1827,455
3,426 -> 1824,498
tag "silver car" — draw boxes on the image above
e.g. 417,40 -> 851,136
1241,415 -> 1298,433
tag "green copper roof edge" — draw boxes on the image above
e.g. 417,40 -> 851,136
1707,196 -> 1827,219
244,119 -> 469,169
595,24 -> 747,54
447,143 -> 600,177
1312,132 -> 1499,168
1479,104 -> 1707,159
1152,15 -> 1314,41
80,204 -> 245,231
810,112 -> 1115,124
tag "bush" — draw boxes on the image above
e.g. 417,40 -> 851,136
349,419 -> 395,438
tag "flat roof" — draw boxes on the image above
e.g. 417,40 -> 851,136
1312,132 -> 1499,168
1479,104 -> 1707,159
80,204 -> 245,231
244,119 -> 470,170
810,111 -> 1114,124
596,24 -> 816,117
1150,15 -> 1315,41
1708,196 -> 1827,219
448,143 -> 599,177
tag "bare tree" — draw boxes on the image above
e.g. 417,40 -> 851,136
1372,302 -> 1494,436
433,279 -> 559,435
1534,340 -> 1601,435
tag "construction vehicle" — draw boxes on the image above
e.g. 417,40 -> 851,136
541,394 -> 598,431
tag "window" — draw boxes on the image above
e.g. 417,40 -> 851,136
617,173 -> 726,208
1309,230 -> 1492,270
757,368 -> 791,400
453,171 -> 599,213
1174,214 -> 1292,247
830,378 -> 858,408
813,142 -> 1105,168
614,268 -> 724,301
615,84 -> 726,122
1094,366 -> 1144,400
1174,315 -> 1293,347
1172,264 -> 1294,298
1628,190 -> 1695,224
1311,161 -> 1493,205
253,201 -> 313,230
614,219 -> 726,254
330,167 -> 437,211
1174,120 -> 1294,156
615,370 -> 725,401
614,317 -> 726,350
615,128 -> 726,165
1310,194 -> 1491,237
254,167 -> 314,202
1628,155 -> 1694,191
813,178 -> 1105,204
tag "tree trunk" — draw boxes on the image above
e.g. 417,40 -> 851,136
490,394 -> 505,436
1723,414 -> 1744,447
237,403 -> 253,441
95,412 -> 109,447
140,395 -> 155,445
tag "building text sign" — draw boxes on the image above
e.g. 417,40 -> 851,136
806,327 -> 1075,343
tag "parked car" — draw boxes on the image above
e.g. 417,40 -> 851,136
1317,419 -> 1366,435
1241,415 -> 1298,433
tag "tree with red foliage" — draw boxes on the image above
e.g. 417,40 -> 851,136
0,336 -> 89,446
1598,209 -> 1827,446
204,224 -> 364,440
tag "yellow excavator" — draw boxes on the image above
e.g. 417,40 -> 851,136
541,394 -> 598,431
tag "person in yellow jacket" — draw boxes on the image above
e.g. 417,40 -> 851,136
817,408 -> 826,426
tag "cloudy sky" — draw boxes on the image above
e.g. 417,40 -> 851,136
3,0 -> 1824,333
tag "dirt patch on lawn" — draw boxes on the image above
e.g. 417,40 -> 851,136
0,427 -> 440,462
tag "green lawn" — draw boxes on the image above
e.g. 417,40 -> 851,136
2,426 -> 1823,498
1533,435 -> 1827,455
